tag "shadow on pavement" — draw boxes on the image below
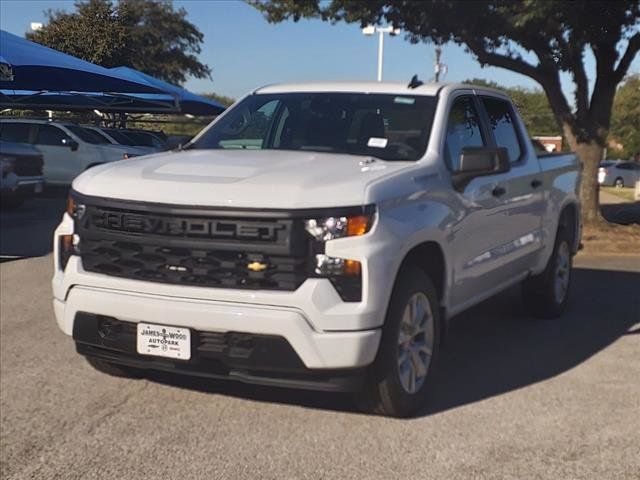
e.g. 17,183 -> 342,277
601,201 -> 640,225
146,266 -> 639,417
0,188 -> 67,259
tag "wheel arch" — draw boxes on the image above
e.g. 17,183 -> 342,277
558,202 -> 580,254
393,240 -> 449,342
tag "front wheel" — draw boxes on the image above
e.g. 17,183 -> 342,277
522,228 -> 572,319
355,266 -> 440,417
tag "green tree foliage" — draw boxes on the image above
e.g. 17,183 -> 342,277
27,0 -> 211,85
201,92 -> 236,107
610,74 -> 640,159
251,0 -> 640,224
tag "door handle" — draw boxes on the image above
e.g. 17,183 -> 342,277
492,186 -> 506,197
531,179 -> 543,189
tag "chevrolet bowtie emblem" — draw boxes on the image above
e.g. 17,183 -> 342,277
247,261 -> 268,272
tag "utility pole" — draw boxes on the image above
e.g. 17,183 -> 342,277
434,44 -> 447,83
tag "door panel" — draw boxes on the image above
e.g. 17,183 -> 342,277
35,125 -> 79,184
479,97 -> 545,280
445,95 -> 512,308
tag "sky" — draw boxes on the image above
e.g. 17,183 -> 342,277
1,0 -> 638,101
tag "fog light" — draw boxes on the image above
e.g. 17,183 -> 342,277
314,255 -> 362,301
315,254 -> 361,276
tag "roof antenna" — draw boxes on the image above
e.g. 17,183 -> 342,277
408,74 -> 424,89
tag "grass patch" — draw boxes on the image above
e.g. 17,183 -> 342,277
601,186 -> 637,202
581,222 -> 640,254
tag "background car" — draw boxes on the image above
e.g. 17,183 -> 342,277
0,119 -> 143,185
598,160 -> 640,188
83,126 -> 158,155
0,140 -> 44,208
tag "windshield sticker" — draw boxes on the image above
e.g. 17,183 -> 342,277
394,96 -> 415,105
367,137 -> 388,148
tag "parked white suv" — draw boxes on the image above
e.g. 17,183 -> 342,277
0,119 -> 147,185
53,82 -> 581,416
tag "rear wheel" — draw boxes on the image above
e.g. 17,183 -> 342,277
614,177 -> 624,188
356,266 -> 440,417
85,356 -> 142,378
522,228 -> 572,319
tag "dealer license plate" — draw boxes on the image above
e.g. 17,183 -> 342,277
136,323 -> 191,360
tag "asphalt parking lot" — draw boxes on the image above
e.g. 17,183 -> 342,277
1,199 -> 639,479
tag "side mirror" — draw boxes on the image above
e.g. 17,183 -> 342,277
62,138 -> 79,151
452,147 -> 510,191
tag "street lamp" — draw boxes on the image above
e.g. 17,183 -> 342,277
362,25 -> 400,82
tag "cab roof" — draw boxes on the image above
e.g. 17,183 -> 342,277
253,81 -> 509,99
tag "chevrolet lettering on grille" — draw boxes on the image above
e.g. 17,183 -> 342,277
92,211 -> 285,241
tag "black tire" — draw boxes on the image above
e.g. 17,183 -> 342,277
1,196 -> 24,209
355,266 -> 441,417
85,356 -> 142,378
522,227 -> 572,319
614,177 -> 624,188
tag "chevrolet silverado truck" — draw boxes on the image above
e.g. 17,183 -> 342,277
53,82 -> 581,417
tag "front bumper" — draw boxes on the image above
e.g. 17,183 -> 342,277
54,285 -> 380,373
73,312 -> 367,392
1,176 -> 44,196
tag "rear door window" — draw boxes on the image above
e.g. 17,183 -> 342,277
0,122 -> 31,143
36,125 -> 69,146
445,96 -> 486,171
481,97 -> 523,163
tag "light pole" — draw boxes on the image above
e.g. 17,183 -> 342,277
362,25 -> 400,82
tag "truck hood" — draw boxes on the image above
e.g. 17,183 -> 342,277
73,149 -> 411,208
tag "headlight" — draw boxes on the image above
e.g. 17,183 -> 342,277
304,211 -> 374,241
304,206 -> 375,302
60,195 -> 83,269
65,195 -> 85,218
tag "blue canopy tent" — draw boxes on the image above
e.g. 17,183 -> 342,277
0,30 -> 165,94
0,30 -> 225,115
2,90 -> 182,113
109,67 -> 225,115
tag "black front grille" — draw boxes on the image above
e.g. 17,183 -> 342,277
77,201 -> 311,291
80,238 -> 309,290
14,155 -> 43,176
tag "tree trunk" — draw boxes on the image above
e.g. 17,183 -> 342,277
562,122 -> 607,227
574,141 -> 605,226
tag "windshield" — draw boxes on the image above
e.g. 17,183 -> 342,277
67,126 -> 110,145
191,92 -> 437,161
104,129 -> 138,146
125,131 -> 165,148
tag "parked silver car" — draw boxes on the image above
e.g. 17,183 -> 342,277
0,141 -> 44,208
598,161 -> 640,188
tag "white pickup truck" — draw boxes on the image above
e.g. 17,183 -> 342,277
53,82 -> 581,417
